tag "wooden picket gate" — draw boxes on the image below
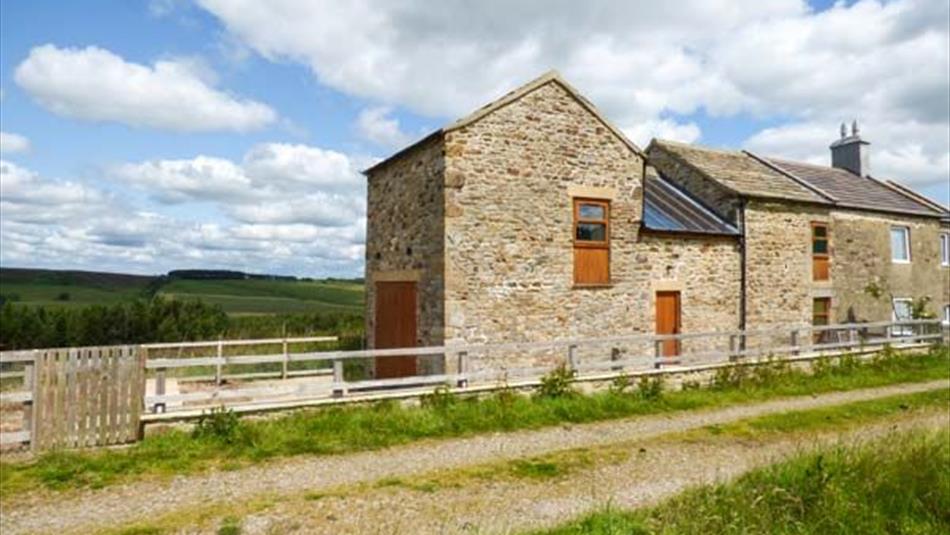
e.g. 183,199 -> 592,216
31,346 -> 145,450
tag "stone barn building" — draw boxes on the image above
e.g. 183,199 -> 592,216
363,71 -> 949,378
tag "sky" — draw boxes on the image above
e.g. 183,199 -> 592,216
0,0 -> 948,278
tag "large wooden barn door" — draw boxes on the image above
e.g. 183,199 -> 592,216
655,291 -> 681,358
374,281 -> 417,379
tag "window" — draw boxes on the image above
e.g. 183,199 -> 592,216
892,298 -> 913,336
812,297 -> 831,326
573,198 -> 610,285
941,233 -> 949,266
811,222 -> 830,281
812,297 -> 831,343
944,305 -> 950,326
890,226 -> 910,262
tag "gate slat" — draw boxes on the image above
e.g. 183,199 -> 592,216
76,349 -> 88,448
107,348 -> 120,444
129,347 -> 144,441
97,348 -> 109,446
66,349 -> 78,448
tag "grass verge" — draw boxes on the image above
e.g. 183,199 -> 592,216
1,345 -> 947,498
538,426 -> 950,535
102,387 -> 949,535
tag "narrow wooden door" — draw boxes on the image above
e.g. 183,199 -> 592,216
374,281 -> 417,379
655,291 -> 681,357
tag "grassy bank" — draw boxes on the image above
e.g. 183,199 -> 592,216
1,346 -> 947,497
540,426 -> 950,535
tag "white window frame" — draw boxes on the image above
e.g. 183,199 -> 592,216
941,233 -> 949,267
943,305 -> 950,326
890,226 -> 911,263
891,297 -> 914,336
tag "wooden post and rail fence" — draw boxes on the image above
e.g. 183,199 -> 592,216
0,320 -> 946,451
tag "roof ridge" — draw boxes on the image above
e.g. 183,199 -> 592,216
651,138 -> 746,157
445,70 -> 644,157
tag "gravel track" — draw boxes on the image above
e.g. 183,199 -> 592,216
204,412 -> 949,535
1,379 -> 946,535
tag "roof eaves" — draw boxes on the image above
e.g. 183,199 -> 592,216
743,151 -> 838,203
361,129 -> 443,176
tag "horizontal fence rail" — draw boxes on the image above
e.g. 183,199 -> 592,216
0,321 -> 946,449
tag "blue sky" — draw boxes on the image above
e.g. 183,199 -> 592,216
1,0 -> 948,277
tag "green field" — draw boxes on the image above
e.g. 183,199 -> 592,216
0,268 -> 364,316
157,278 -> 363,315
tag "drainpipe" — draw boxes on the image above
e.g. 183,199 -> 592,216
738,199 -> 748,350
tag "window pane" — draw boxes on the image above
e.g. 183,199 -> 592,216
942,234 -> 949,264
578,203 -> 605,220
812,298 -> 829,325
813,239 -> 828,255
576,222 -> 606,241
812,299 -> 829,315
893,300 -> 912,320
890,227 -> 908,260
813,226 -> 827,238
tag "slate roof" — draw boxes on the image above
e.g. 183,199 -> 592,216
761,157 -> 942,217
650,139 -> 828,204
643,168 -> 739,236
650,139 -> 943,218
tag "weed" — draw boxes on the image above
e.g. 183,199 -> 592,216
192,406 -> 252,446
537,365 -> 576,399
608,374 -> 632,394
420,385 -> 457,410
635,376 -> 663,401
217,516 -> 241,535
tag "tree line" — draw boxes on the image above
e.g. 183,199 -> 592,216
0,297 -> 364,350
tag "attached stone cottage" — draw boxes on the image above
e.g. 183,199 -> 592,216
363,71 -> 949,378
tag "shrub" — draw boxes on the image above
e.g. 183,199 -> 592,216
536,365 -> 576,399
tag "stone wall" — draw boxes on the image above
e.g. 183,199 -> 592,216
743,201 -> 830,346
830,209 -> 948,323
364,137 -> 445,373
441,80 -> 741,372
646,145 -> 742,224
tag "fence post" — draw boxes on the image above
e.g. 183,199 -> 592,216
848,327 -> 857,348
215,341 -> 223,385
568,345 -> 578,376
654,340 -> 663,369
154,367 -> 166,413
610,347 -> 622,372
281,338 -> 289,380
332,359 -> 346,398
456,351 -> 469,387
789,330 -> 799,356
22,360 -> 34,448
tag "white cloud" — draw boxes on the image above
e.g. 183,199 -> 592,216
14,44 -> 276,132
0,144 -> 367,276
0,132 -> 31,154
198,0 -> 949,194
355,106 -> 413,148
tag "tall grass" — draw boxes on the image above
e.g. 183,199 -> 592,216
541,427 -> 950,534
1,346 -> 946,497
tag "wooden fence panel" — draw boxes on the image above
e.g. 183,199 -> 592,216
31,346 -> 144,450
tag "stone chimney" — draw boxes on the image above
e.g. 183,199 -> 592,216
830,120 -> 870,176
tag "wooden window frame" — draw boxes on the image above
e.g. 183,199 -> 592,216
572,198 -> 611,285
573,198 -> 610,248
812,297 -> 831,326
811,222 -> 830,281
